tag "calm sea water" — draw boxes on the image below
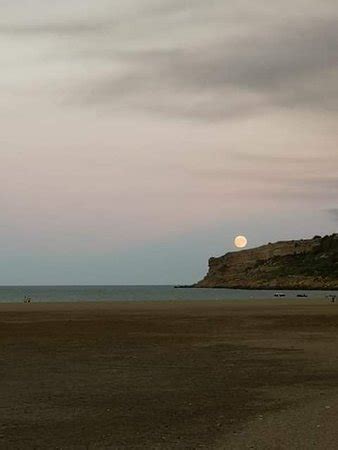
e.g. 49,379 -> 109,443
0,285 -> 336,303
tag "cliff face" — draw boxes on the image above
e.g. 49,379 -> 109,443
195,234 -> 338,289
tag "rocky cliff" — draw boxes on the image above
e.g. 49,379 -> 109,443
195,234 -> 338,289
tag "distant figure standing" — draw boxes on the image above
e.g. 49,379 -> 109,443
328,295 -> 336,303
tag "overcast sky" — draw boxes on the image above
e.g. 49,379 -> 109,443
0,0 -> 337,284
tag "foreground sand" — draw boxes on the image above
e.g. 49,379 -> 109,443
1,299 -> 338,449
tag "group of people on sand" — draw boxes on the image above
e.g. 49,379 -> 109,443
328,294 -> 337,303
23,296 -> 32,303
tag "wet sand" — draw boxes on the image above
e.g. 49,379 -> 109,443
1,300 -> 338,449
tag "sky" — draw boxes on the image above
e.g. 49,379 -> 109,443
0,0 -> 337,285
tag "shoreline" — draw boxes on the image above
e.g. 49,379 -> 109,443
187,285 -> 338,290
0,296 -> 336,309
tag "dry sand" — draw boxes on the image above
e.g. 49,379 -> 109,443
1,299 -> 338,449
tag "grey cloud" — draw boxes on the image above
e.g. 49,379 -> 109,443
328,209 -> 338,223
230,153 -> 333,165
2,1 -> 338,120
141,0 -> 211,16
134,19 -> 338,90
184,158 -> 338,200
188,168 -> 338,188
76,16 -> 338,119
0,20 -> 109,36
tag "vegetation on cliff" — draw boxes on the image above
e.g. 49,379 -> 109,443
265,235 -> 338,279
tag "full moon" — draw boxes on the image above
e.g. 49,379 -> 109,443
234,235 -> 248,249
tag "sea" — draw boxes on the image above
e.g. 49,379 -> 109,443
0,285 -> 336,303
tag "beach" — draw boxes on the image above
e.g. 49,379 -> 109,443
1,299 -> 338,449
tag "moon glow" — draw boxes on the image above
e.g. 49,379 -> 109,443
234,235 -> 248,249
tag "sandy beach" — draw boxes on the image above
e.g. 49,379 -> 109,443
1,299 -> 338,449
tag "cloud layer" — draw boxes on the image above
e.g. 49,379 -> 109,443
2,1 -> 338,119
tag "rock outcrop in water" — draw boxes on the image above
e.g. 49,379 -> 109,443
195,234 -> 338,289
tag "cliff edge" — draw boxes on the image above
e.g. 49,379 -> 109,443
195,234 -> 338,289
